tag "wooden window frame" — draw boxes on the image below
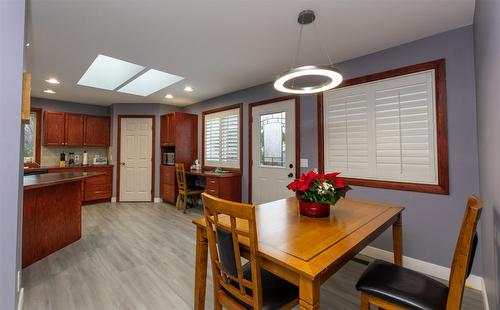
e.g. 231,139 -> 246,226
202,103 -> 243,172
317,59 -> 449,194
24,107 -> 42,168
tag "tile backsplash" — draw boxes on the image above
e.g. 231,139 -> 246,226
41,146 -> 110,167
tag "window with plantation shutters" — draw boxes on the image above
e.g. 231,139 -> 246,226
323,69 -> 439,185
203,106 -> 241,169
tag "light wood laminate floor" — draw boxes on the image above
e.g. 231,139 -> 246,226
23,202 -> 484,310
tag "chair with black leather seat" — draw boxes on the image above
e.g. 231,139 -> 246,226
356,195 -> 483,310
202,193 -> 299,310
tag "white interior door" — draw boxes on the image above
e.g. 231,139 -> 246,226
120,117 -> 153,202
252,99 -> 296,204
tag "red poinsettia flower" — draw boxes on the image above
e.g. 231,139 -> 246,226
333,177 -> 346,189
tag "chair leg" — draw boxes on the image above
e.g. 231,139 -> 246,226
176,194 -> 180,210
183,194 -> 187,213
360,292 -> 370,310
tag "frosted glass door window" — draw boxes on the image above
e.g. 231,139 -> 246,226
260,112 -> 286,167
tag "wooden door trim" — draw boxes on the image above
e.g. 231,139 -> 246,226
248,95 -> 300,204
116,115 -> 156,202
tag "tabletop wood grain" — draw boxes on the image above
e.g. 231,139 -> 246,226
193,197 -> 404,309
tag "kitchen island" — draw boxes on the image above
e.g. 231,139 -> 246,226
23,172 -> 101,267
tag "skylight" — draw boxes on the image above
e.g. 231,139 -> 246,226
118,69 -> 184,96
77,55 -> 145,91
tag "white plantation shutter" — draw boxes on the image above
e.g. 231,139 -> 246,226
324,70 -> 438,185
204,107 -> 240,169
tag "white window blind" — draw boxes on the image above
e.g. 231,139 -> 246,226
324,70 -> 438,185
204,107 -> 240,169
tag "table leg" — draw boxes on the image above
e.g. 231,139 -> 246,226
392,214 -> 403,266
194,226 -> 208,310
299,276 -> 320,310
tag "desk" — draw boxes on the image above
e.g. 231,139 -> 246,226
185,170 -> 242,202
192,197 -> 404,309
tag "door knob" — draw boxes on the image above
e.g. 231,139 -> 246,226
120,162 -> 125,166
289,163 -> 294,168
288,173 -> 294,178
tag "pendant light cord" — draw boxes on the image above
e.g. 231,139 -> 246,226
292,24 -> 304,69
314,22 -> 333,66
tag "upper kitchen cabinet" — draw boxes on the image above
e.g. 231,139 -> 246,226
65,113 -> 84,146
83,115 -> 110,147
44,111 -> 111,147
160,113 -> 176,145
44,111 -> 66,146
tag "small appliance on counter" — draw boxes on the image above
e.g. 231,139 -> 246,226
93,155 -> 108,166
163,152 -> 175,165
68,152 -> 75,167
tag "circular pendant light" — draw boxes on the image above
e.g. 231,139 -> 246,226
274,10 -> 343,94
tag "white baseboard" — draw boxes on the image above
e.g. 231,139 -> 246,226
154,197 -> 162,203
481,278 -> 490,310
17,287 -> 24,310
111,197 -> 117,202
359,246 -> 484,291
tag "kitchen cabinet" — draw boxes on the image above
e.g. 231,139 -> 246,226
44,111 -> 66,145
46,166 -> 113,202
161,113 -> 176,145
159,112 -> 198,204
84,166 -> 113,201
65,113 -> 84,146
84,115 -> 110,147
43,111 -> 111,147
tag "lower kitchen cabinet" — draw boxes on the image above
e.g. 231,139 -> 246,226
47,166 -> 113,203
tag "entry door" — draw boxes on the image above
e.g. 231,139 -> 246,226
251,99 -> 296,204
120,117 -> 153,201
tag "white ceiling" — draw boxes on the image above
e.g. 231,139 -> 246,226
26,0 -> 475,107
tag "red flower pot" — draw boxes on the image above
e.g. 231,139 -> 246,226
298,200 -> 330,218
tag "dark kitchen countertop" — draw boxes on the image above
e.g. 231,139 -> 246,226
24,172 -> 103,190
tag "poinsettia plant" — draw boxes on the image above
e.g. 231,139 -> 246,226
287,170 -> 351,205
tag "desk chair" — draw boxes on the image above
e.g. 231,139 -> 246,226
356,196 -> 483,310
175,163 -> 205,213
202,193 -> 299,309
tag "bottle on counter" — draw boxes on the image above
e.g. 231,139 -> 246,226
59,153 -> 66,168
82,151 -> 88,166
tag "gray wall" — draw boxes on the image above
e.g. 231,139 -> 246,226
0,0 -> 26,309
474,0 -> 500,308
32,97 -> 109,116
185,26 -> 482,275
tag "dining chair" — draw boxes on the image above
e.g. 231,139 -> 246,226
356,195 -> 483,310
175,163 -> 205,213
201,193 -> 299,310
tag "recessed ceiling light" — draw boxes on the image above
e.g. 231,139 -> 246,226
118,69 -> 184,96
184,86 -> 193,92
44,89 -> 55,94
165,94 -> 173,99
77,54 -> 145,91
45,78 -> 60,84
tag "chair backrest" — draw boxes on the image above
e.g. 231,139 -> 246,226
446,195 -> 483,309
202,193 -> 263,309
175,163 -> 186,192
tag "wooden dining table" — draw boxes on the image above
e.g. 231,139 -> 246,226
192,197 -> 404,309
